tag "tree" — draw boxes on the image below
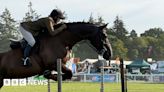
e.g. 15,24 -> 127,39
97,16 -> 105,25
156,34 -> 164,60
23,2 -> 40,22
133,37 -> 148,59
0,23 -> 4,39
112,39 -> 128,59
0,8 -> 18,52
141,28 -> 164,38
72,43 -> 98,60
88,13 -> 95,23
0,8 -> 17,39
112,16 -> 128,41
130,49 -> 139,59
129,29 -> 137,38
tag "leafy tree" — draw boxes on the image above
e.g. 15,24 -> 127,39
72,42 -> 98,60
132,37 -> 148,59
145,36 -> 162,60
112,39 -> 128,59
141,28 -> 163,38
130,49 -> 139,59
156,34 -> 164,60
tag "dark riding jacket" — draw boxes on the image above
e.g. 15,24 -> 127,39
21,17 -> 56,36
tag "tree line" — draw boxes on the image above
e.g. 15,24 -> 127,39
0,2 -> 164,61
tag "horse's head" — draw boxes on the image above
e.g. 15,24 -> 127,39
59,22 -> 113,60
71,23 -> 112,60
86,24 -> 113,60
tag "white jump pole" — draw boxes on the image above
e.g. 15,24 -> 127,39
98,55 -> 105,92
57,59 -> 62,92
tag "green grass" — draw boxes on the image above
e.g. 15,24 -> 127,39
1,82 -> 164,92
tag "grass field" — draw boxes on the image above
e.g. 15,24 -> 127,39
1,82 -> 164,92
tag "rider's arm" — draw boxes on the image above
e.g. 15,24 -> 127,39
46,17 -> 56,36
45,17 -> 67,36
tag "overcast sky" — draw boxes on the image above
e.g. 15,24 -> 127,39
0,0 -> 164,35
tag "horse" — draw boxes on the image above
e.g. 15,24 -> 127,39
0,22 -> 112,88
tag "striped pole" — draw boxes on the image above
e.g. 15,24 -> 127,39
100,62 -> 104,92
98,55 -> 104,92
57,59 -> 62,92
48,79 -> 51,92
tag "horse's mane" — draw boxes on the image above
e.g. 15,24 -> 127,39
65,22 -> 99,26
40,22 -> 100,38
66,22 -> 93,25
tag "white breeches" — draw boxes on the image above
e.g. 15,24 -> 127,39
19,26 -> 36,46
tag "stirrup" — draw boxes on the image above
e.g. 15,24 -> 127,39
23,57 -> 30,65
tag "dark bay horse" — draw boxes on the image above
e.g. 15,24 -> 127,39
0,22 -> 112,88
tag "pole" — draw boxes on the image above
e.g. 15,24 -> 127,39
48,79 -> 51,92
57,59 -> 62,92
98,55 -> 104,92
100,62 -> 104,92
120,58 -> 127,92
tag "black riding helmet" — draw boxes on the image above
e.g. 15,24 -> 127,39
49,9 -> 65,19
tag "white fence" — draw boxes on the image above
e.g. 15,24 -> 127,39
73,73 -> 164,83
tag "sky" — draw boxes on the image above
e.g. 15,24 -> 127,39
0,0 -> 164,35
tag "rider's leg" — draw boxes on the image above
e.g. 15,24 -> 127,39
23,44 -> 32,65
19,26 -> 36,66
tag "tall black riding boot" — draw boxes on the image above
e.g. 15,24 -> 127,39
23,44 -> 32,66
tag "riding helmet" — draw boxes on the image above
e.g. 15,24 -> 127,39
49,9 -> 65,19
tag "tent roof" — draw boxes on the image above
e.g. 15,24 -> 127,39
126,59 -> 150,68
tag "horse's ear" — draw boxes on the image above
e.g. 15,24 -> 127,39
99,23 -> 108,30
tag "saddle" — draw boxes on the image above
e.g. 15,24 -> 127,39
10,38 -> 27,49
9,38 -> 40,54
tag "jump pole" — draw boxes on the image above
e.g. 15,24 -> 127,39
57,59 -> 62,92
120,58 -> 127,92
98,55 -> 105,92
48,79 -> 51,92
100,62 -> 104,92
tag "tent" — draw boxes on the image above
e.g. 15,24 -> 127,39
126,59 -> 150,68
126,59 -> 151,74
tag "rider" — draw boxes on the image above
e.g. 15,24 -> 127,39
19,9 -> 66,66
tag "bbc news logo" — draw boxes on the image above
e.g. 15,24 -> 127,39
3,79 -> 48,86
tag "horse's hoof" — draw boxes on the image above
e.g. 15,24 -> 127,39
43,70 -> 51,78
